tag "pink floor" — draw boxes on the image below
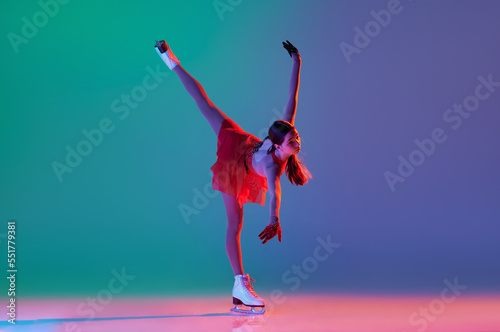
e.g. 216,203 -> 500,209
2,294 -> 499,331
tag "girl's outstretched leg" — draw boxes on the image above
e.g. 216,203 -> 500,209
222,192 -> 244,276
173,65 -> 229,136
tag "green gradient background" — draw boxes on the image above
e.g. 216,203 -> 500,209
1,0 -> 331,296
1,0 -> 500,299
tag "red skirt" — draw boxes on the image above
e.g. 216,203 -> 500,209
210,118 -> 269,206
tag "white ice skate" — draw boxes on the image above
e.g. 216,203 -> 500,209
230,274 -> 266,314
154,40 -> 180,70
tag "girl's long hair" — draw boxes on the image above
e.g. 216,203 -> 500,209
251,120 -> 312,186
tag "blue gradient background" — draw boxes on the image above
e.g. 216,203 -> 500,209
0,0 -> 499,297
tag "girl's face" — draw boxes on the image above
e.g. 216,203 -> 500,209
277,129 -> 301,155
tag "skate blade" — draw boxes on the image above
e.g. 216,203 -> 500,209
230,305 -> 265,315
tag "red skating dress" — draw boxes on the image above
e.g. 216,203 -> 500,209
210,118 -> 286,206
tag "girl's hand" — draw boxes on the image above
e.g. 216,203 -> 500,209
282,40 -> 300,61
258,220 -> 282,244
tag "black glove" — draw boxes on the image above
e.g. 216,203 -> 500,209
258,220 -> 282,244
282,40 -> 299,57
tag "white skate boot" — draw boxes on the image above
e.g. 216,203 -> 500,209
154,40 -> 180,70
230,274 -> 265,314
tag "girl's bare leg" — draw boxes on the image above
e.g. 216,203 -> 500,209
173,64 -> 229,136
222,192 -> 244,276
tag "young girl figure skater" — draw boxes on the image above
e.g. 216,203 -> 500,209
155,39 -> 311,314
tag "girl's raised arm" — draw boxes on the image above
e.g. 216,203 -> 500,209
282,40 -> 301,126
